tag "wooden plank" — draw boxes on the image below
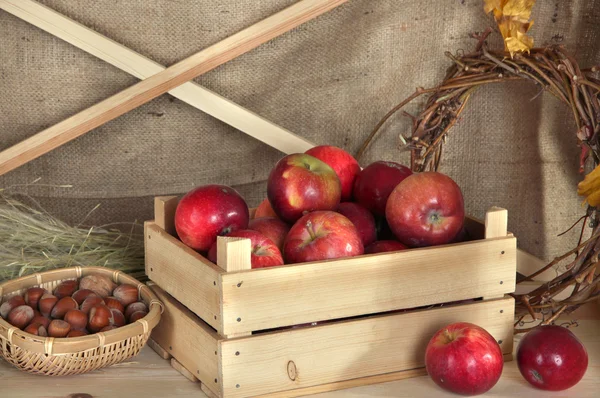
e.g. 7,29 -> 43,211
217,237 -> 252,272
219,297 -> 514,398
220,237 -> 516,335
0,0 -> 315,156
0,0 -> 347,176
154,196 -> 179,236
201,383 -> 221,398
147,338 -> 172,360
171,358 -> 199,383
147,283 -> 221,396
485,207 -> 508,239
145,222 -> 223,332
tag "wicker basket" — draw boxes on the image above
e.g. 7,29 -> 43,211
0,266 -> 162,376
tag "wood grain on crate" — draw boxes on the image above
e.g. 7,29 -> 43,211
148,282 -> 221,397
219,237 -> 516,335
145,222 -> 223,333
220,297 -> 514,397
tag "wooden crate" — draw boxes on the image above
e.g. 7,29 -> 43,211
145,196 -> 517,397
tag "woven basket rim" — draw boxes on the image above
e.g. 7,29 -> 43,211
0,266 -> 162,355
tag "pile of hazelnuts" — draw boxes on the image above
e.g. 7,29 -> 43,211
0,274 -> 148,338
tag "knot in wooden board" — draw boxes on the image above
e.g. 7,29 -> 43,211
287,360 -> 298,381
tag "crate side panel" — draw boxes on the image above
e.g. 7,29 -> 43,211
221,237 -> 516,334
148,283 -> 221,395
220,297 -> 514,398
145,222 -> 223,332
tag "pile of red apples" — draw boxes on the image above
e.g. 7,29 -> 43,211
174,145 -> 465,267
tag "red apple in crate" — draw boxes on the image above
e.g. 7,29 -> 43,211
425,322 -> 503,396
336,202 -> 377,246
517,325 -> 588,391
267,154 -> 341,223
305,145 -> 360,201
352,161 -> 412,216
255,198 -> 278,218
386,171 -> 464,247
208,230 -> 284,268
364,240 -> 407,254
174,184 -> 249,251
283,211 -> 363,264
248,217 -> 290,252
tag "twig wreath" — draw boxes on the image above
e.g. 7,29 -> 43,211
356,26 -> 600,333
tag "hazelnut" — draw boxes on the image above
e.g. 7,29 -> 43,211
72,289 -> 97,305
38,294 -> 59,317
124,302 -> 148,321
110,309 -> 126,327
30,314 -> 51,330
24,322 -> 48,337
67,329 -> 89,337
64,309 -> 88,330
88,304 -> 113,332
7,305 -> 35,329
79,275 -> 116,298
80,296 -> 105,315
48,319 -> 71,338
128,311 -> 148,323
104,297 -> 125,314
112,284 -> 138,307
100,325 -> 118,332
53,280 -> 79,299
0,295 -> 26,319
24,287 -> 47,309
50,297 -> 78,319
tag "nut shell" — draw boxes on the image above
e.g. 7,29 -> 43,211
53,280 -> 79,299
104,297 -> 125,313
38,294 -> 59,317
30,315 -> 51,330
24,322 -> 48,337
88,304 -> 113,332
1,295 -> 26,319
124,302 -> 148,321
79,275 -> 116,298
67,329 -> 89,337
113,284 -> 138,307
129,311 -> 148,323
50,297 -> 78,319
72,289 -> 97,305
7,305 -> 35,329
24,287 -> 46,309
48,319 -> 71,338
110,309 -> 126,327
64,309 -> 88,330
100,325 -> 118,332
80,296 -> 105,315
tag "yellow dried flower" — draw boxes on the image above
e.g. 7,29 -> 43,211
484,0 -> 536,57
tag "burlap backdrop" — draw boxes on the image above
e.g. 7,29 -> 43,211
1,0 -> 599,263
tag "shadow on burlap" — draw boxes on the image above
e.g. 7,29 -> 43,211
0,0 -> 599,263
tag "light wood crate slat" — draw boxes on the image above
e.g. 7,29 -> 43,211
145,222 -> 223,333
220,237 -> 516,335
219,297 -> 514,397
148,282 -> 221,397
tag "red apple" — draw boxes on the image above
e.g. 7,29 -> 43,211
336,202 -> 377,246
352,161 -> 412,216
425,322 -> 503,396
386,171 -> 464,247
255,198 -> 278,218
248,217 -> 290,252
364,240 -> 407,254
284,211 -> 363,264
267,154 -> 341,223
517,325 -> 588,391
207,230 -> 283,268
174,185 -> 249,251
305,145 -> 360,201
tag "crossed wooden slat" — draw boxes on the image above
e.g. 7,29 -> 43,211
0,0 -> 349,176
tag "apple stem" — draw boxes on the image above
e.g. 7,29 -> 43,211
306,220 -> 317,240
443,329 -> 453,343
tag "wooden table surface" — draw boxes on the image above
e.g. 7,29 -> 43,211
1,304 -> 598,398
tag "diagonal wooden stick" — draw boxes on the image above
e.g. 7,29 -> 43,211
0,0 -> 348,176
0,0 -> 316,156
